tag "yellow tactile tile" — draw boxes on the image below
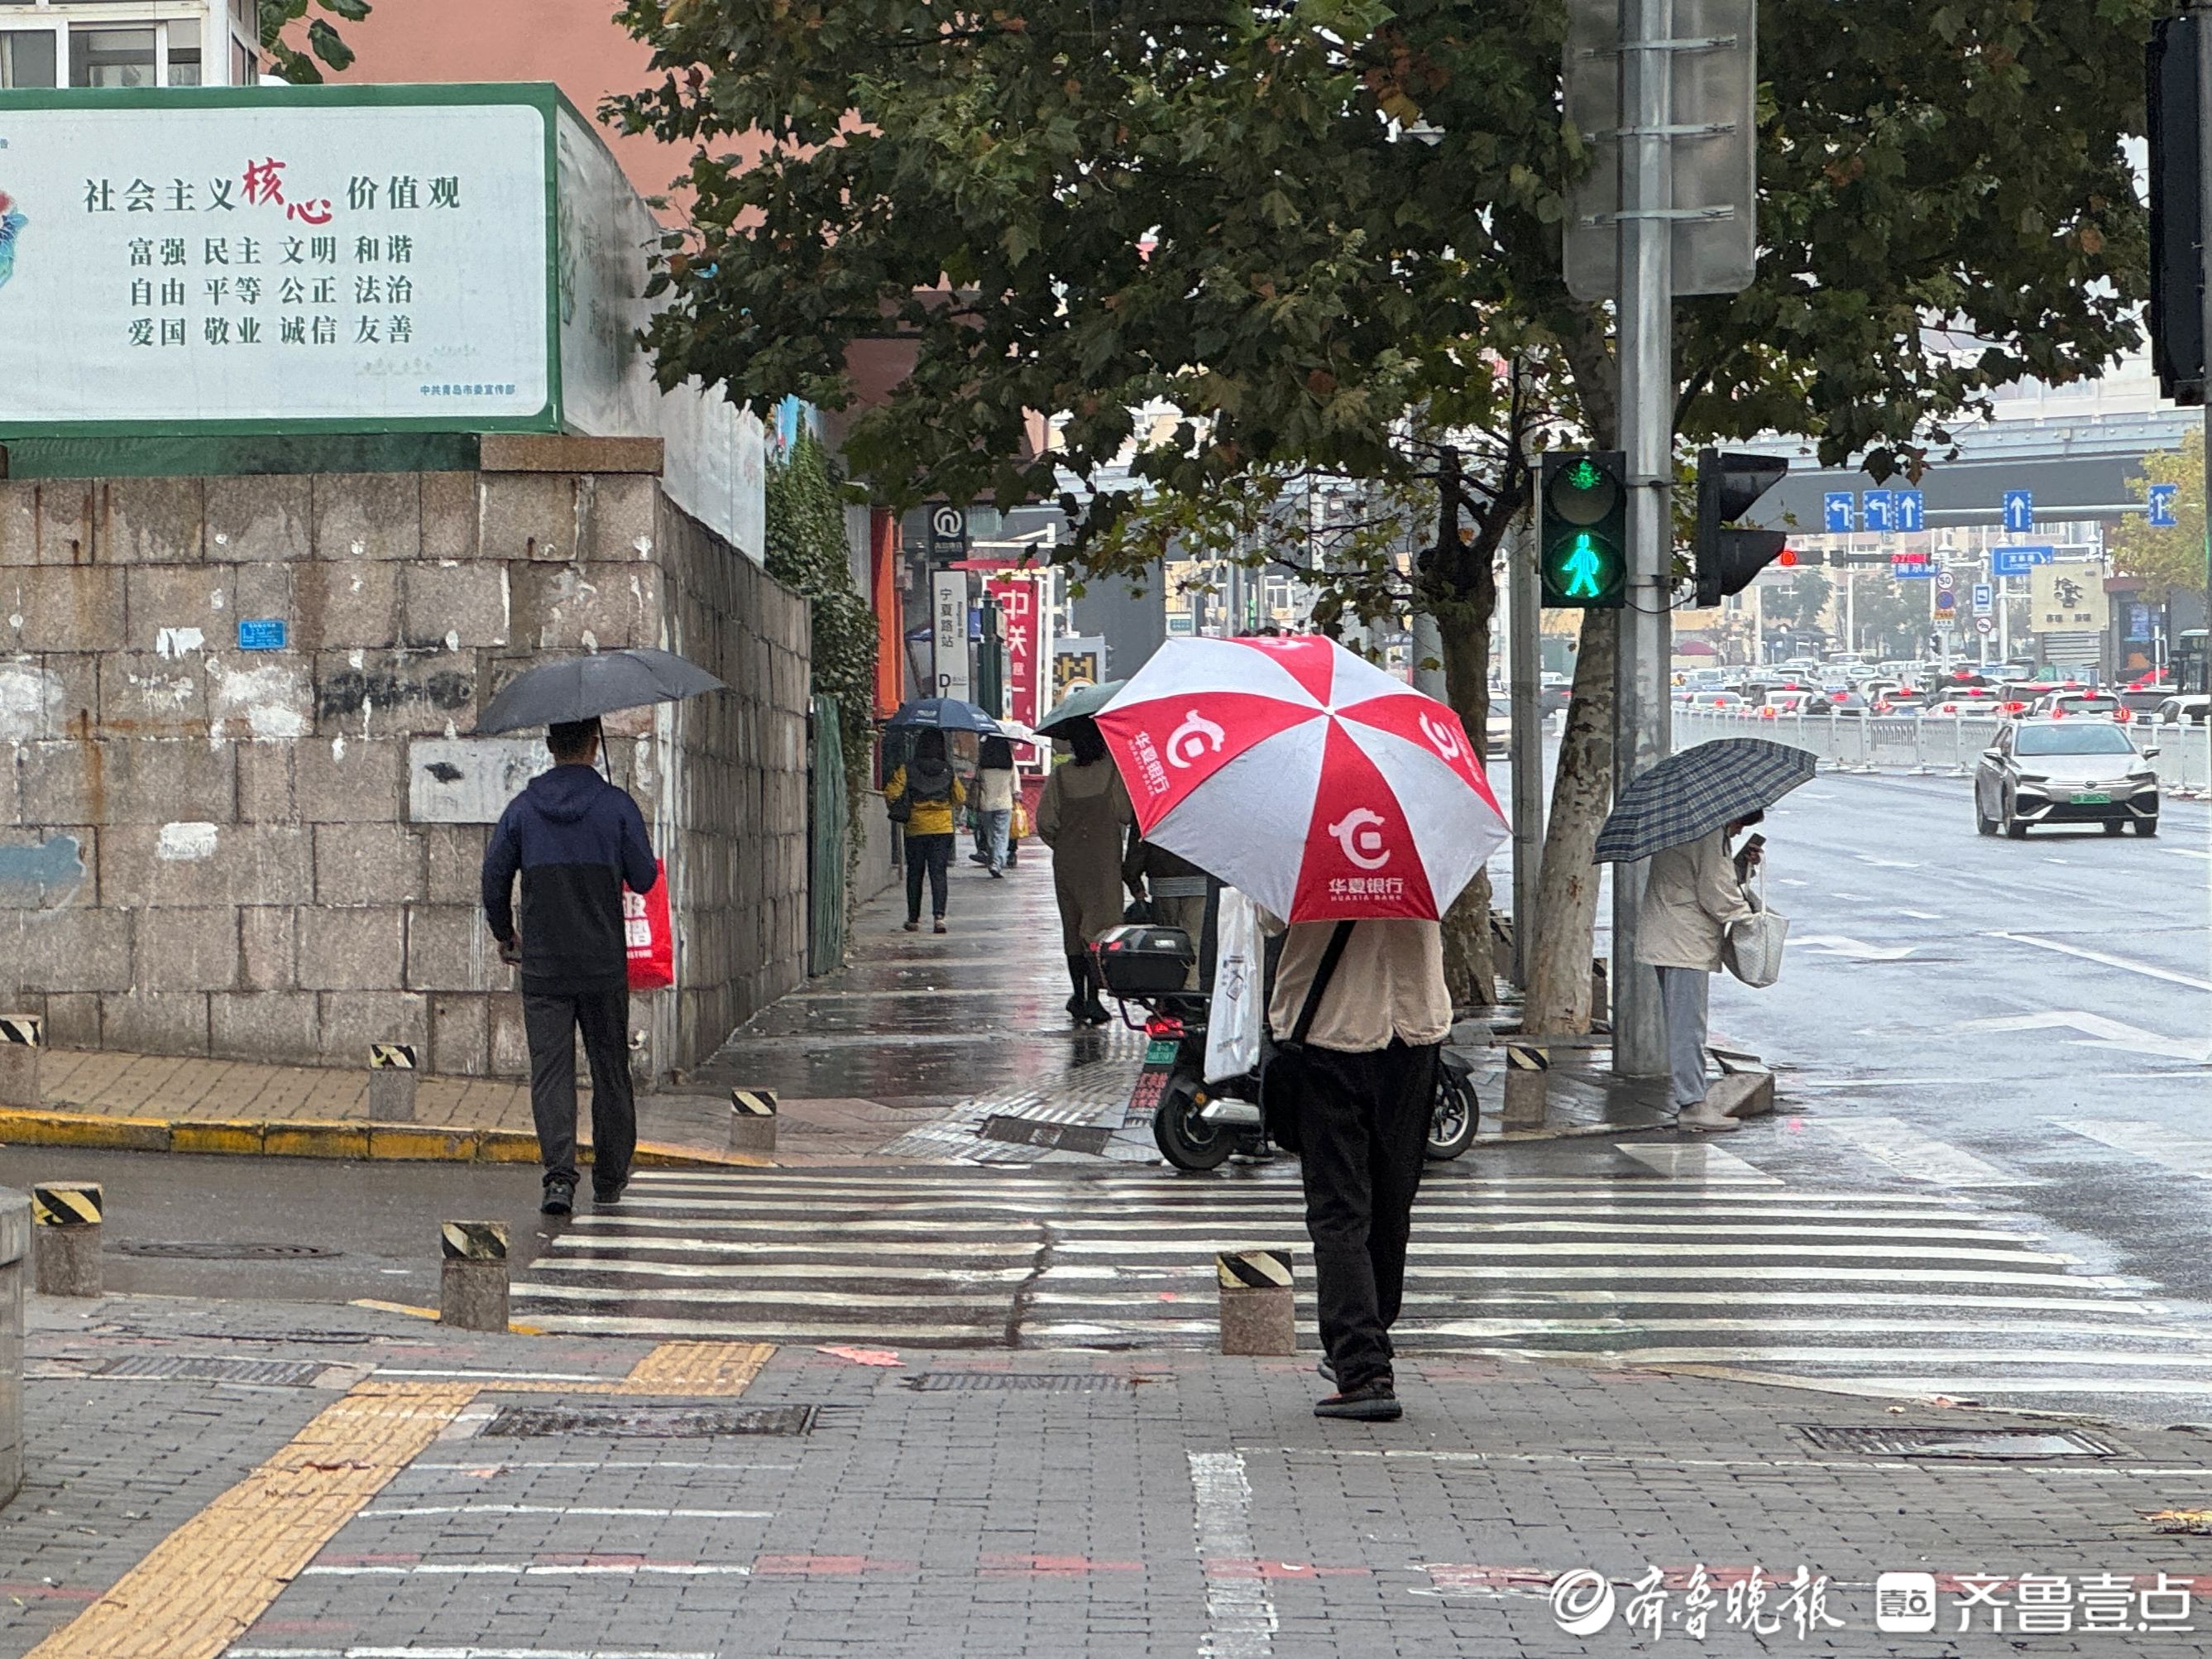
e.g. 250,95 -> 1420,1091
619,1340 -> 775,1396
26,1383 -> 478,1659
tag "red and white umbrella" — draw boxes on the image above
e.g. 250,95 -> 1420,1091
1095,635 -> 1508,922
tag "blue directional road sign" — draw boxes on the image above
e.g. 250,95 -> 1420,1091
1891,553 -> 1933,579
1990,544 -> 2054,577
1822,492 -> 1855,533
1863,490 -> 1895,532
1894,490 -> 1924,532
2002,489 -> 2034,534
2149,483 -> 2180,529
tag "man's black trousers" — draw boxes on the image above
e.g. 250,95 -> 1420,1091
524,985 -> 636,1192
1295,1038 -> 1439,1390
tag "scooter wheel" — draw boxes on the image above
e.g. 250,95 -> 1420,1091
1152,1084 -> 1237,1171
1425,1065 -> 1478,1162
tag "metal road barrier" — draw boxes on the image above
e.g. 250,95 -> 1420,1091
1671,707 -> 2212,797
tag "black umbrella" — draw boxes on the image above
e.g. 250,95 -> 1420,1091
883,698 -> 1004,734
1593,738 -> 1816,864
476,648 -> 727,735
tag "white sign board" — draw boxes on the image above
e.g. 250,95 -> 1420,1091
0,92 -> 551,430
932,571 -> 971,702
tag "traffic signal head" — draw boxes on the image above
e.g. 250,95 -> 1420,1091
1693,448 -> 1790,607
1539,451 -> 1627,608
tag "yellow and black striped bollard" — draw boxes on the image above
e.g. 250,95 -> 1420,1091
439,1220 -> 509,1331
1215,1247 -> 1295,1355
0,1014 -> 41,1110
367,1042 -> 418,1123
32,1181 -> 102,1297
729,1088 -> 778,1153
1502,1042 -> 1549,1129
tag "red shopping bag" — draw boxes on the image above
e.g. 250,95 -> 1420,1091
625,860 -> 674,990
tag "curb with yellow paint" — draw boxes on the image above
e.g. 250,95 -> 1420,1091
0,1106 -> 774,1169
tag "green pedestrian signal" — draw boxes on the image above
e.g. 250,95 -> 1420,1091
1539,451 -> 1626,608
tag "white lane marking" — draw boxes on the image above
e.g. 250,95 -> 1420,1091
299,1563 -> 755,1578
1027,1304 -> 2206,1342
2164,846 -> 2211,861
1791,934 -> 1915,961
1898,909 -> 1943,920
1614,1143 -> 1780,1184
1037,1276 -> 2155,1312
1774,876 -> 1808,886
357,1504 -> 773,1520
1527,1345 -> 2212,1369
232,1651 -> 714,1659
1190,1450 -> 1275,1658
1855,855 -> 1924,869
371,1370 -> 614,1384
551,1220 -> 2025,1248
2052,1119 -> 2212,1177
1052,1239 -> 2066,1263
1952,1010 -> 2211,1064
1985,931 -> 2212,993
1817,1118 -> 2032,1188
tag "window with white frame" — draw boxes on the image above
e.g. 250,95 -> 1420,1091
0,2 -> 251,88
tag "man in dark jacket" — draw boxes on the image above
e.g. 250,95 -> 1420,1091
481,717 -> 658,1215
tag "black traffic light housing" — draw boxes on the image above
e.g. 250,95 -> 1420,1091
1693,448 -> 1789,607
2150,15 -> 2205,405
1539,451 -> 1627,608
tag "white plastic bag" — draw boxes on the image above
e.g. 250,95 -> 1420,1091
1721,869 -> 1788,988
1205,888 -> 1266,1082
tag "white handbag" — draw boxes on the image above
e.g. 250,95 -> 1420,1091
1204,889 -> 1266,1083
1721,868 -> 1788,989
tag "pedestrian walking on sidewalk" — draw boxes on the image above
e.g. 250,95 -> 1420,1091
1035,717 -> 1133,1025
970,734 -> 1017,877
1634,813 -> 1764,1133
886,728 -> 965,934
481,717 -> 658,1217
1271,917 -> 1449,1423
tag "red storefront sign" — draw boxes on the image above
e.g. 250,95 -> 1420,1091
987,573 -> 1045,727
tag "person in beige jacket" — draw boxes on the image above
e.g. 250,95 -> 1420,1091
1633,813 -> 1763,1132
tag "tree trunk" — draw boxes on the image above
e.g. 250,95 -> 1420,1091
1522,607 -> 1615,1034
1436,600 -> 1495,1006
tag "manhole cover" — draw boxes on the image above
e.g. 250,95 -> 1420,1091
1797,1425 -> 2122,1460
93,1356 -> 324,1387
483,1404 -> 817,1439
906,1373 -> 1132,1394
117,1241 -> 341,1261
978,1116 -> 1114,1156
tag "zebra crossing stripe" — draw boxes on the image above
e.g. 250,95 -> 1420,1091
367,1043 -> 417,1071
31,1182 -> 101,1227
442,1220 -> 508,1261
1215,1249 -> 1295,1291
0,1014 -> 43,1048
730,1089 -> 778,1117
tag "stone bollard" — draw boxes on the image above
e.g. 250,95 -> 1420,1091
1216,1249 -> 1295,1356
31,1181 -> 102,1297
0,1015 -> 41,1110
729,1088 -> 778,1154
367,1043 -> 418,1122
1707,1052 -> 1777,1120
1501,1043 -> 1549,1129
439,1220 -> 509,1332
1590,958 -> 1610,1024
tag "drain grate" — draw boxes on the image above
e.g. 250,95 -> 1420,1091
906,1373 -> 1132,1394
1797,1425 -> 2122,1460
117,1241 -> 341,1260
978,1116 -> 1114,1156
93,1355 -> 325,1387
483,1404 -> 817,1439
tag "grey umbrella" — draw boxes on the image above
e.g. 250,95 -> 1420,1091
1593,737 -> 1816,863
476,648 -> 727,735
1036,679 -> 1125,735
883,697 -> 1004,735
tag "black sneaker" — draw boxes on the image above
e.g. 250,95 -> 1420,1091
540,1176 -> 576,1217
1314,1375 -> 1400,1422
1318,1358 -> 1337,1386
593,1170 -> 630,1206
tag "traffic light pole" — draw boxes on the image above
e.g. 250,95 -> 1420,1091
1611,0 -> 1674,1079
1509,508 -> 1544,990
2198,0 -> 2212,668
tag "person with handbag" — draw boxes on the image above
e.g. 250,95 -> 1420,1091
1633,810 -> 1764,1134
1265,914 -> 1449,1423
969,734 -> 1017,877
884,729 -> 965,933
1035,717 -> 1133,1024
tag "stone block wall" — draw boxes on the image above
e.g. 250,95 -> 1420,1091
0,453 -> 811,1079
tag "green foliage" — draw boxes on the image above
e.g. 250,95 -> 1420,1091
1767,568 -> 1835,635
259,0 -> 371,84
2111,428 -> 2210,602
764,430 -> 879,848
1840,575 -> 1929,659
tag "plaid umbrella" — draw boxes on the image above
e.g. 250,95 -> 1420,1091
1594,738 -> 1816,864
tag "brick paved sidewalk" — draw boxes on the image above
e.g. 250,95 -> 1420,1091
12,1287 -> 2212,1657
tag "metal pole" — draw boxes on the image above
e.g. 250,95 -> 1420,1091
2199,0 -> 2212,659
1610,0 -> 1674,1077
1510,506 -> 1544,990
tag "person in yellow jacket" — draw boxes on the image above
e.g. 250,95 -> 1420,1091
885,728 -> 966,933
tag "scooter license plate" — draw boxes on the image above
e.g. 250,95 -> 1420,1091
1143,1038 -> 1181,1067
